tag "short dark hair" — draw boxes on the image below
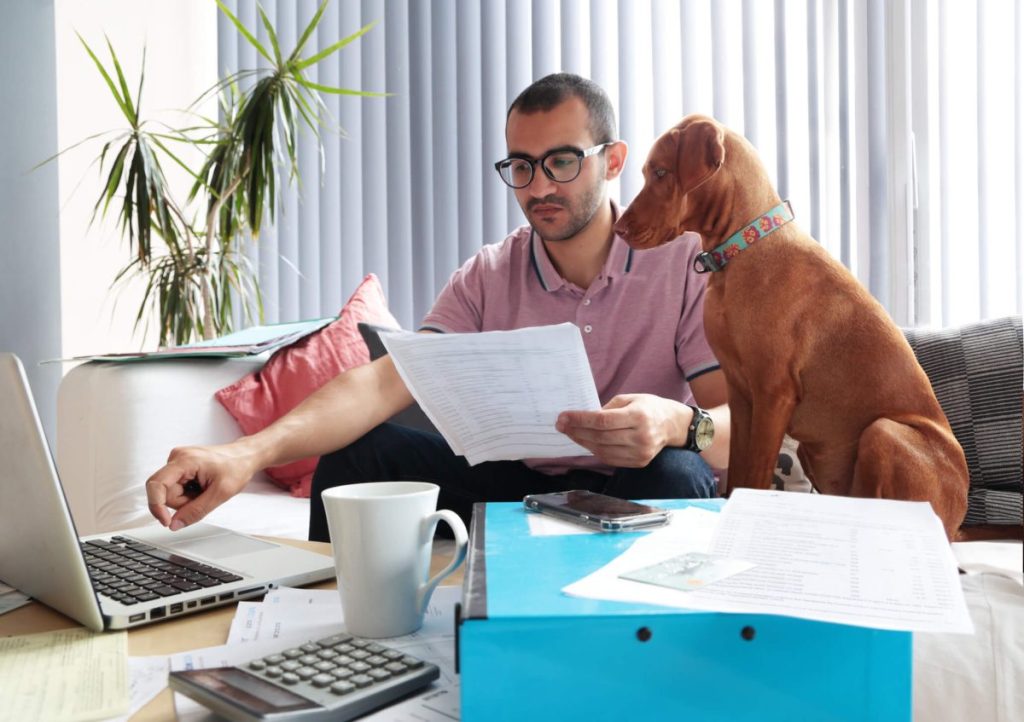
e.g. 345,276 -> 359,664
507,73 -> 617,145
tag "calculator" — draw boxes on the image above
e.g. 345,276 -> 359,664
168,632 -> 440,722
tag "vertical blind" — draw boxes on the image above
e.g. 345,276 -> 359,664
218,0 -> 1023,331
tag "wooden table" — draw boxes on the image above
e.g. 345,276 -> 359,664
0,538 -> 464,720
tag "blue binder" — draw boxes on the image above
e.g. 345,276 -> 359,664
457,500 -> 911,722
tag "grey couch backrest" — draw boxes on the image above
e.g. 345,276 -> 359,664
357,322 -> 438,434
903,316 -> 1023,527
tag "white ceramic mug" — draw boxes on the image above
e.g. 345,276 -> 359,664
321,481 -> 468,638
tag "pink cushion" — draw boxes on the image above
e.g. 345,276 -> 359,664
215,274 -> 400,497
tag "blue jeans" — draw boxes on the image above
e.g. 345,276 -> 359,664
308,423 -> 716,541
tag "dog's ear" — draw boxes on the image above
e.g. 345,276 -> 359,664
675,119 -> 726,195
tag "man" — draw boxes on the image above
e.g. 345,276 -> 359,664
145,73 -> 731,540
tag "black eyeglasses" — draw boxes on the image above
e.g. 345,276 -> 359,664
494,143 -> 612,189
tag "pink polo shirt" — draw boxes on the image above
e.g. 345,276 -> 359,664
420,203 -> 719,475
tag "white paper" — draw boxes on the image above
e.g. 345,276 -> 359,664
565,489 -> 974,634
172,585 -> 462,722
381,324 -> 600,465
104,656 -> 170,722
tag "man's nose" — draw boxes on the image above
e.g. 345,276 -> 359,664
527,166 -> 557,195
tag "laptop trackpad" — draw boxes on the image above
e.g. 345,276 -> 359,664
166,533 -> 277,560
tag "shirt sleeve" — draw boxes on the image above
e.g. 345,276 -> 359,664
674,233 -> 721,381
419,253 -> 487,334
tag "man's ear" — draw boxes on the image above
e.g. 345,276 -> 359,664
603,140 -> 628,180
675,119 -> 725,195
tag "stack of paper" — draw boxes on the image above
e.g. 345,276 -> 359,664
381,323 -> 601,465
60,317 -> 334,363
564,489 -> 974,634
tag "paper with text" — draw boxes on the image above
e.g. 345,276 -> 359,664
381,324 -> 600,465
0,628 -> 128,722
564,490 -> 973,634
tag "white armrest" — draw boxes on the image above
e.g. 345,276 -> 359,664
57,357 -> 268,535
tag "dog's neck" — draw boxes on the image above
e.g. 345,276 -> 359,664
693,200 -> 794,273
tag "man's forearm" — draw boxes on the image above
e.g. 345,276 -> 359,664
238,356 -> 412,471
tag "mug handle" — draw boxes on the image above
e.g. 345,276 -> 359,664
417,509 -> 469,614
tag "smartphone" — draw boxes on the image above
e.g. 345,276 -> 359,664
522,490 -> 671,532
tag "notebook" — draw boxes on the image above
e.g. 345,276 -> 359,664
0,352 -> 335,631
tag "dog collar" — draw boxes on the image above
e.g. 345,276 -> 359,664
693,200 -> 795,273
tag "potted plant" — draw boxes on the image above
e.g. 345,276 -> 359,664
53,0 -> 384,346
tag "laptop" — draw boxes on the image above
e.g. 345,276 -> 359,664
0,352 -> 335,631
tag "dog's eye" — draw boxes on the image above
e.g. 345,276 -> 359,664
654,168 -> 668,178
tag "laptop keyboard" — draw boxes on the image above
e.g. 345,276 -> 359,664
82,536 -> 244,606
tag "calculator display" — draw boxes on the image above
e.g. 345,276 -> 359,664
176,668 -> 318,714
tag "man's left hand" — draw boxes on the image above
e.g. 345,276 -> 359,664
556,394 -> 689,467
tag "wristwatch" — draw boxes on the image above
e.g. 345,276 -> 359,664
683,405 -> 714,452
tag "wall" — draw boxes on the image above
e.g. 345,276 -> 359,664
55,0 -> 218,359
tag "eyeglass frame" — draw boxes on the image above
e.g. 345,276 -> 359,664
493,142 -> 614,189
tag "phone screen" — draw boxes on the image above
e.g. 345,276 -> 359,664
543,490 -> 665,519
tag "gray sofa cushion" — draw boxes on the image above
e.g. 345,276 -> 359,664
903,316 -> 1023,526
357,322 -> 438,434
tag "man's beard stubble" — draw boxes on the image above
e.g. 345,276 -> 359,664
526,179 -> 606,243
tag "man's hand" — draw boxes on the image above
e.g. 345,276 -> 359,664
555,394 -> 690,467
145,443 -> 259,530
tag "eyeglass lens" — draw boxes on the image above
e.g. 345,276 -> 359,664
499,150 -> 584,188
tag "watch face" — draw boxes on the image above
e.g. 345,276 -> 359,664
694,415 -> 714,450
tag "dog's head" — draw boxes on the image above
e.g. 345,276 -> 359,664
615,114 -> 775,251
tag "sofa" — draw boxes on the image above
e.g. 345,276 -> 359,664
53,316 -> 1022,719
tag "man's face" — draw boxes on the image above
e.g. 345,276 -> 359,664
504,97 -> 608,242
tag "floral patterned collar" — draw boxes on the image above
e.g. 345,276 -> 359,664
693,200 -> 794,273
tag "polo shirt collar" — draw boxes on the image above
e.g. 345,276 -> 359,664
529,200 -> 635,293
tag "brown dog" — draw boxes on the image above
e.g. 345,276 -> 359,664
615,114 -> 969,539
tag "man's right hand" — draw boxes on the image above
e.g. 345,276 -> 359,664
145,442 -> 259,530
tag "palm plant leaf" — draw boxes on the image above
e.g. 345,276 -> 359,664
76,33 -> 133,123
258,5 -> 284,67
215,0 -> 274,65
293,20 -> 377,71
105,36 -> 138,125
288,0 -> 329,64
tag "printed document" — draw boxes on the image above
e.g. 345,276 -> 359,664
564,490 -> 973,634
381,323 -> 600,465
0,628 -> 128,722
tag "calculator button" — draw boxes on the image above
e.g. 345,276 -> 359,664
331,668 -> 354,680
365,643 -> 385,653
281,673 -> 300,685
330,680 -> 355,695
349,650 -> 370,660
313,661 -> 336,672
368,668 -> 392,681
337,644 -> 355,653
300,642 -> 321,653
350,674 -> 374,688
318,634 -> 352,647
349,661 -> 371,673
264,654 -> 286,665
366,655 -> 388,666
299,654 -> 319,665
247,660 -> 266,671
334,655 -> 355,666
382,649 -> 404,660
264,666 -> 282,678
296,666 -> 317,680
401,655 -> 424,668
282,648 -> 304,659
385,662 -> 408,674
280,661 -> 301,672
311,674 -> 335,688
317,649 -> 338,660
350,639 -> 371,648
